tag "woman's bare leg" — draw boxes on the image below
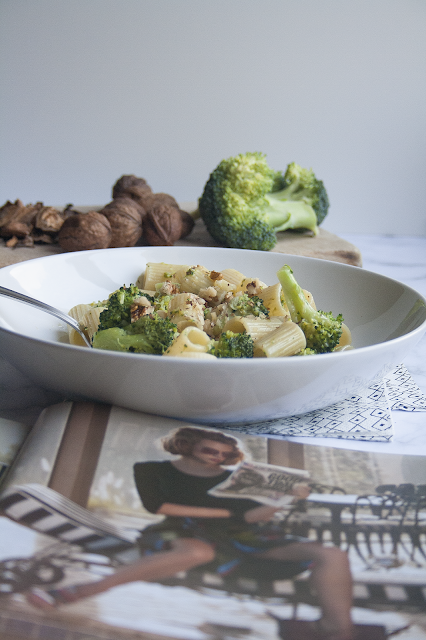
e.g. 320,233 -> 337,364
257,542 -> 353,640
28,538 -> 215,606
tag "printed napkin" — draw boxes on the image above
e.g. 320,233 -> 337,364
221,364 -> 426,442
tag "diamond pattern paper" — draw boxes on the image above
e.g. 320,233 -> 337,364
217,365 -> 426,442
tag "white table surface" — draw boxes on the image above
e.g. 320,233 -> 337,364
286,234 -> 426,457
1,233 -> 426,456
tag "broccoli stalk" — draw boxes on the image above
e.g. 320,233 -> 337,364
265,162 -> 329,231
93,315 -> 177,355
209,330 -> 254,358
277,265 -> 343,354
198,153 -> 329,251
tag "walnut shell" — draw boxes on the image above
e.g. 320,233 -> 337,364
115,184 -> 153,210
178,208 -> 196,239
143,204 -> 183,246
112,174 -> 151,199
58,210 -> 112,251
100,197 -> 144,247
0,200 -> 41,238
145,192 -> 180,211
34,205 -> 65,234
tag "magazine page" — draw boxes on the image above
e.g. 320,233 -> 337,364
0,402 -> 426,640
0,417 -> 30,488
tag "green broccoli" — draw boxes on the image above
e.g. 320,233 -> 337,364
198,152 -> 329,251
209,330 -> 254,358
296,347 -> 319,356
93,315 -> 178,355
153,293 -> 173,314
277,265 -> 343,354
98,284 -> 153,331
228,294 -> 269,318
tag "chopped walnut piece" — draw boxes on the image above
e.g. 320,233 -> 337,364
130,300 -> 155,322
158,281 -> 180,296
245,279 -> 264,297
199,286 -> 218,303
5,236 -> 19,248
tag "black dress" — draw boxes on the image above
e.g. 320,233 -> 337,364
133,460 -> 311,580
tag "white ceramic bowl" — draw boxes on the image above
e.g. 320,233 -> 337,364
0,246 -> 425,424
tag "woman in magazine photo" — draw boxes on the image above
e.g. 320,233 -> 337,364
27,426 -> 354,640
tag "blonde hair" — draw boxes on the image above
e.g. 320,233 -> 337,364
162,426 -> 244,464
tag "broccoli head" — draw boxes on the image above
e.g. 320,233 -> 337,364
98,284 -> 153,331
198,152 -> 329,251
209,330 -> 254,358
296,347 -> 319,356
277,265 -> 343,354
93,315 -> 178,355
228,293 -> 269,318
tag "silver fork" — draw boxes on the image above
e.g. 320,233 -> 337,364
0,285 -> 92,348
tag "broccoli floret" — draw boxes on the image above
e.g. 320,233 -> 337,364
93,315 -> 178,355
296,347 -> 318,356
198,152 -> 329,251
228,294 -> 269,318
98,284 -> 153,331
277,265 -> 343,354
268,162 -> 329,229
153,293 -> 172,314
209,330 -> 254,358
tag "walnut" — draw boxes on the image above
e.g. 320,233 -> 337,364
113,185 -> 153,210
178,208 -> 196,238
112,174 -> 151,199
143,204 -> 183,246
0,200 -> 39,238
144,192 -> 180,211
58,210 -> 112,251
0,200 -> 26,229
34,205 -> 65,235
99,197 -> 144,247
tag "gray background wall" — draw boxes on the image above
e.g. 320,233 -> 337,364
1,0 -> 425,236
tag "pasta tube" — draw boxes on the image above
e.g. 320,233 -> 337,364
68,304 -> 92,347
142,263 -> 188,290
302,289 -> 316,310
68,304 -> 106,346
168,292 -> 205,331
334,323 -> 352,351
254,321 -> 306,358
220,268 -> 247,289
223,315 -> 286,341
164,326 -> 213,356
258,283 -> 290,318
176,265 -> 235,302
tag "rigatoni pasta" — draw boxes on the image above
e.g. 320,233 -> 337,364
70,260 -> 350,358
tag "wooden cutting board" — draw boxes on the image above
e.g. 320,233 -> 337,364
0,203 -> 362,269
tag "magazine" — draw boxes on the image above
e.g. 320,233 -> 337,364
0,416 -> 30,487
0,401 -> 425,640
